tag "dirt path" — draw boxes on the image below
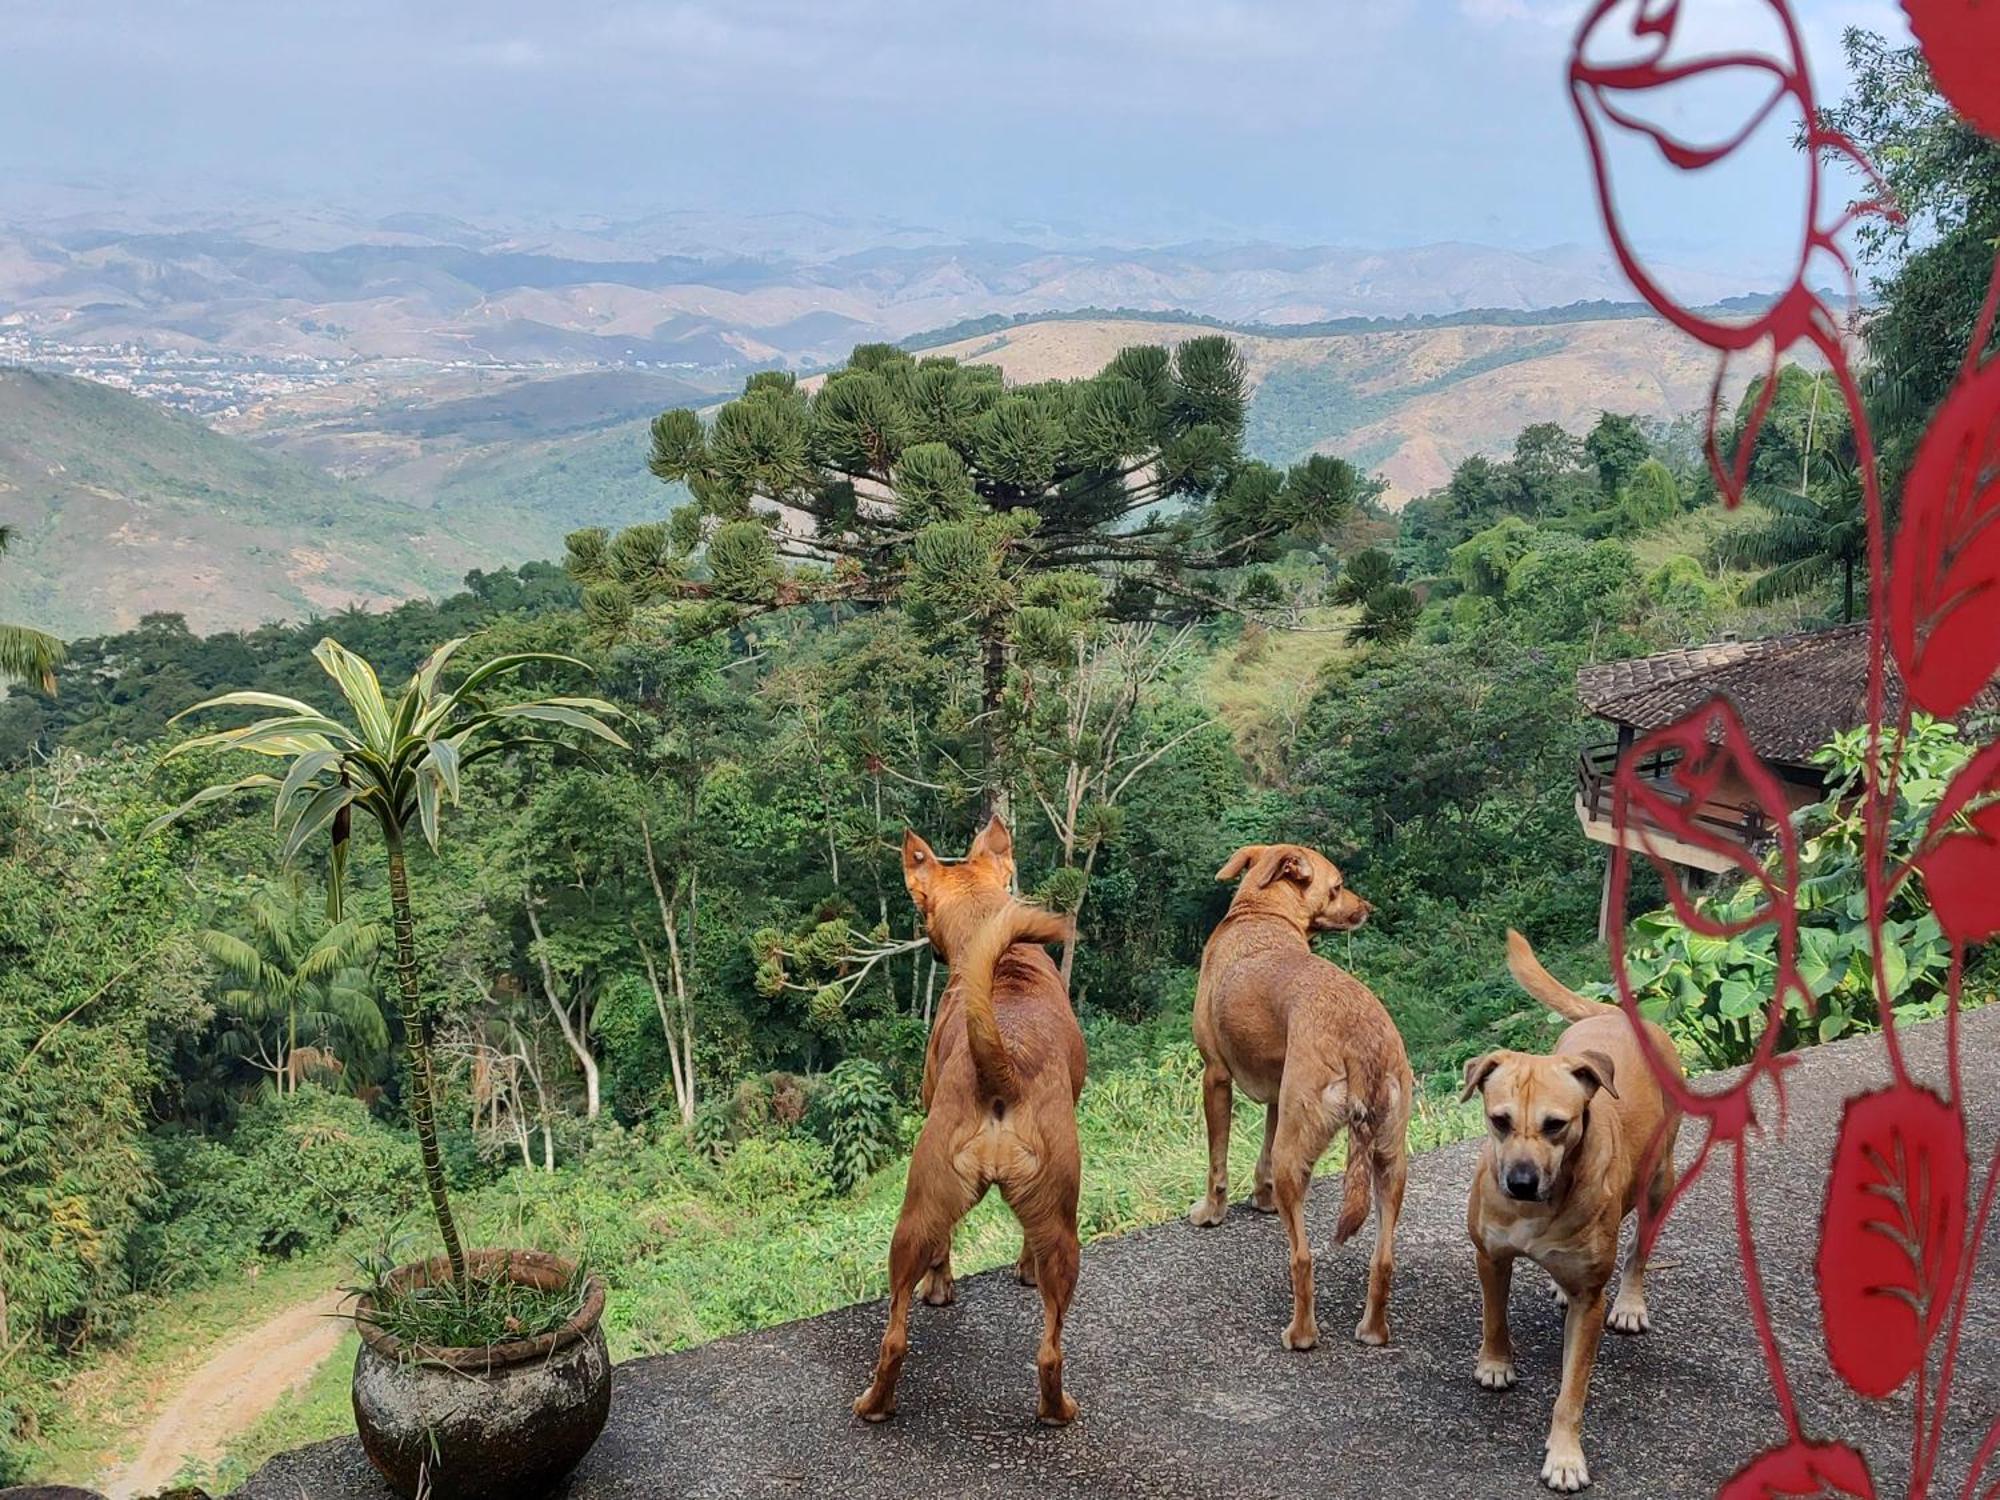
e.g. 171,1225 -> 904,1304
101,1291 -> 350,1499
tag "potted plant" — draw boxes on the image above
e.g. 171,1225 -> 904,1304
151,638 -> 629,1500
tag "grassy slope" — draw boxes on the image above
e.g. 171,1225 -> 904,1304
0,370 -> 484,636
1200,608 -> 1360,784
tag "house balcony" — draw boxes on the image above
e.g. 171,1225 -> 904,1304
1574,739 -> 1772,877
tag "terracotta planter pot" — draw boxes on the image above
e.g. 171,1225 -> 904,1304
352,1249 -> 611,1500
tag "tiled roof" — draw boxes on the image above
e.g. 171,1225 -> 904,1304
1576,624 -> 2000,767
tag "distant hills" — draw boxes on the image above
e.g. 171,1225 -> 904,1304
0,208 -> 1763,373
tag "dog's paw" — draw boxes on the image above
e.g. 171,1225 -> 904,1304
852,1388 -> 897,1423
1475,1355 -> 1517,1390
1353,1316 -> 1390,1347
1188,1196 -> 1228,1228
920,1275 -> 956,1307
1542,1443 -> 1591,1492
1281,1319 -> 1319,1352
1548,1283 -> 1570,1308
1038,1393 -> 1079,1426
1607,1299 -> 1650,1335
1250,1183 -> 1279,1213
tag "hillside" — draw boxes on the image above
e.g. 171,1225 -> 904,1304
0,369 -> 484,636
243,368 -> 720,541
920,315 -> 1770,504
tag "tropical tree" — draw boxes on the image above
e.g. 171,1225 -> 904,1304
0,526 -> 63,692
569,340 -> 1367,806
1331,548 -> 1398,606
1348,585 -> 1423,646
1718,453 -> 1868,622
1822,30 -> 2000,474
147,637 -> 629,1284
198,877 -> 384,1095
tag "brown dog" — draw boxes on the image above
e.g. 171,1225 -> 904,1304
1462,930 -> 1685,1492
853,817 -> 1085,1427
1189,844 -> 1413,1350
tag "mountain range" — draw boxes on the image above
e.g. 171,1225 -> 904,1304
0,207 -> 1762,372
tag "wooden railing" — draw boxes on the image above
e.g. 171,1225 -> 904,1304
1576,740 -> 1770,850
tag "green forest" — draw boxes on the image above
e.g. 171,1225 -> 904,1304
2,29 -> 1996,1490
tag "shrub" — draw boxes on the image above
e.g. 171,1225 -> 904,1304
811,1058 -> 902,1193
227,1089 -> 423,1258
1612,718 -> 1985,1068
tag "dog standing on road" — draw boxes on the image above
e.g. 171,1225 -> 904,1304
1189,843 -> 1413,1350
1462,930 -> 1685,1492
853,817 -> 1085,1427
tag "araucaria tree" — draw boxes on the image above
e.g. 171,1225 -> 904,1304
149,638 -> 629,1284
568,339 -> 1365,801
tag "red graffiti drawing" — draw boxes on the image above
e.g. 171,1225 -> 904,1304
1574,1 -> 2000,1494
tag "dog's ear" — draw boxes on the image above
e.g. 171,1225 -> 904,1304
1460,1051 -> 1504,1102
1215,845 -> 1267,882
968,816 -> 1014,865
903,829 -> 940,902
1259,847 -> 1313,889
1566,1050 -> 1619,1101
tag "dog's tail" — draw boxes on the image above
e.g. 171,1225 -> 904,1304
1333,1065 -> 1397,1245
1335,1124 -> 1373,1244
956,902 -> 1072,1103
1506,929 -> 1612,1022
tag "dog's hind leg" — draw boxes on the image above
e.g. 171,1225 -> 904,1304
1188,1059 -> 1235,1227
1355,1133 -> 1407,1346
1610,1152 -> 1674,1335
1025,1214 -> 1081,1425
1272,1071 -> 1340,1351
857,1143 -> 973,1422
1251,1103 -> 1280,1212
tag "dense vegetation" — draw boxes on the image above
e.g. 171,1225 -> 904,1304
0,30 -> 1988,1489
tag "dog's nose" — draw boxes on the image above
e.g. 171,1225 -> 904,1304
1503,1165 -> 1541,1201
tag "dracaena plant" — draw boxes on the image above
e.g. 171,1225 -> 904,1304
147,637 -> 630,1285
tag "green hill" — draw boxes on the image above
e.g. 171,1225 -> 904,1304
0,369 -> 485,637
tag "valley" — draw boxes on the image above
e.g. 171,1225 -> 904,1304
0,303 -> 1772,637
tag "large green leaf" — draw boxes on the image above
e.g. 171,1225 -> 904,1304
168,690 -> 333,724
312,638 -> 394,749
195,929 -> 269,982
424,735 -> 462,804
412,636 -> 470,700
482,702 -> 632,749
164,715 -> 349,760
449,650 -> 594,702
415,769 -> 442,853
273,748 -> 344,831
142,774 -> 282,839
281,784 -> 356,867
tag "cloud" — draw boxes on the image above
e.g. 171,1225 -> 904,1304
0,0 -> 1923,262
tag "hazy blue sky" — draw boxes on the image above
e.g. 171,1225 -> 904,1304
0,0 -> 1908,270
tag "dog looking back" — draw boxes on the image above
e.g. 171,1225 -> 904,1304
1189,843 -> 1414,1350
852,816 -> 1086,1427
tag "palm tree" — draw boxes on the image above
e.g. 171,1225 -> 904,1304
148,636 -> 629,1284
199,876 -> 384,1094
1717,452 -> 1869,623
0,525 -> 64,692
